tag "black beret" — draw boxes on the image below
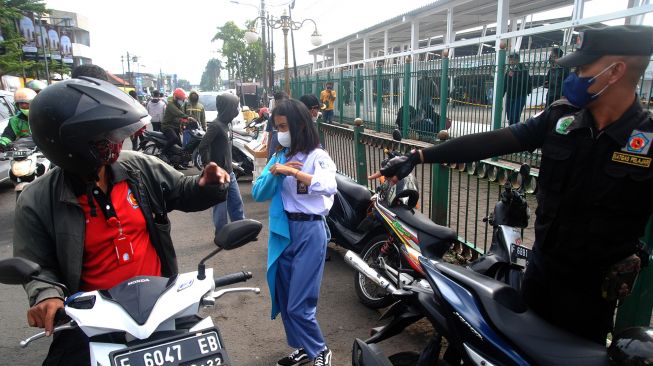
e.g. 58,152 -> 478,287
557,25 -> 653,67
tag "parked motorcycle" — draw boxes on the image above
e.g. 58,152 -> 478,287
230,117 -> 267,177
139,124 -> 205,169
0,137 -> 51,200
351,254 -> 650,366
0,219 -> 263,366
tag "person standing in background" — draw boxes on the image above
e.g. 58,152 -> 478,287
504,52 -> 532,125
320,82 -> 336,123
544,47 -> 571,107
146,90 -> 166,132
183,91 -> 206,146
198,93 -> 246,239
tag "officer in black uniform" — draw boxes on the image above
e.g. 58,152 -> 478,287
373,25 -> 653,344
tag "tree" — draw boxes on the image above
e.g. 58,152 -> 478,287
177,79 -> 191,91
212,20 -> 263,83
200,58 -> 222,91
0,0 -> 48,79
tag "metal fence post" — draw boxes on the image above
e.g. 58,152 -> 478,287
439,51 -> 450,131
402,59 -> 411,137
356,68 -> 362,121
431,50 -> 451,226
353,118 -> 368,185
338,70 -> 344,122
615,216 -> 653,331
376,66 -> 383,132
493,45 -> 507,132
317,115 -> 325,148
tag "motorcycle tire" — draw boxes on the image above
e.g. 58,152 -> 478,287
354,234 -> 399,309
192,150 -> 203,169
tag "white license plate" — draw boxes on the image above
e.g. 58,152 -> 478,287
111,329 -> 227,366
510,243 -> 532,267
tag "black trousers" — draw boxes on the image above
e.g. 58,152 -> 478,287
522,255 -> 616,345
42,328 -> 89,366
151,121 -> 162,132
162,127 -> 180,153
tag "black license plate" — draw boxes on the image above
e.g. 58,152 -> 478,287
510,243 -> 532,267
111,329 -> 229,366
12,150 -> 30,158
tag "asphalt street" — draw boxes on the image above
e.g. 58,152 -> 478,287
0,167 -> 429,365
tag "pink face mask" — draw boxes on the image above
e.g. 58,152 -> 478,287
93,139 -> 123,165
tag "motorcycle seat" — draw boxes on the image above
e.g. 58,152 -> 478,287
392,207 -> 456,258
336,174 -> 372,208
434,261 -> 610,366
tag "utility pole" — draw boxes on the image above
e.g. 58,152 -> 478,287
261,0 -> 268,104
126,51 -> 132,87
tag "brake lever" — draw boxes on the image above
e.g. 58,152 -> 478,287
20,321 -> 76,348
211,287 -> 261,299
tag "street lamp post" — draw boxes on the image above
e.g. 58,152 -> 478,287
245,9 -> 322,96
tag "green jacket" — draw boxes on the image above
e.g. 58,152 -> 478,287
162,99 -> 187,131
184,102 -> 206,130
0,112 -> 30,147
13,151 -> 227,306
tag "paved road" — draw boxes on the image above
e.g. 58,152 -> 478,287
0,168 -> 429,365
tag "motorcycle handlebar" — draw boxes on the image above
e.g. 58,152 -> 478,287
214,271 -> 253,288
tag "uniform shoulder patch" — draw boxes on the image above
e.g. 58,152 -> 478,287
555,115 -> 575,135
622,129 -> 653,155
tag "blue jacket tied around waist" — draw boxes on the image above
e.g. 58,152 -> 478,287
251,149 -> 290,319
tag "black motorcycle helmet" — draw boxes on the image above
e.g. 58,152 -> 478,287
29,77 -> 149,180
609,327 -> 653,365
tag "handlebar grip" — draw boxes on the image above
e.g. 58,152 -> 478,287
54,308 -> 70,325
214,271 -> 253,288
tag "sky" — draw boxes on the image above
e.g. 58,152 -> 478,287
42,0 -> 644,85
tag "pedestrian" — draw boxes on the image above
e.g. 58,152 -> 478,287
504,52 -> 532,125
252,99 -> 336,366
266,91 -> 289,160
544,47 -> 571,107
161,88 -> 190,169
128,90 -> 145,150
183,90 -> 206,146
299,94 -> 321,123
198,93 -> 246,238
15,76 -> 229,365
320,82 -> 336,123
146,90 -> 166,132
372,25 -> 653,345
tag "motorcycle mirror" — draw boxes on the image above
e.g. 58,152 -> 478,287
0,257 -> 41,285
519,164 -> 530,178
214,219 -> 263,250
392,129 -> 402,142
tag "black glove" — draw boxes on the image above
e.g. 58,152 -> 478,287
0,144 -> 6,153
380,150 -> 421,180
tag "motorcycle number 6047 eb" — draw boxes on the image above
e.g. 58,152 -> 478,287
111,329 -> 225,366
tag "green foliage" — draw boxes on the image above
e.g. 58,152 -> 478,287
200,58 -> 222,91
177,79 -> 191,91
0,0 -> 48,77
212,20 -> 264,83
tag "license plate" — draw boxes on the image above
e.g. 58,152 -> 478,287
510,243 -> 531,267
12,150 -> 30,158
110,329 -> 229,366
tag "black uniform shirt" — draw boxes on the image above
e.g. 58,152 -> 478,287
509,99 -> 653,270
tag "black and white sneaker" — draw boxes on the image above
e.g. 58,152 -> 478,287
277,348 -> 310,366
313,348 -> 332,366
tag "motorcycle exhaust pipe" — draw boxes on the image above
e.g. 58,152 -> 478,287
344,250 -> 399,293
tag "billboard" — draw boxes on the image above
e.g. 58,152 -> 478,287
18,15 -> 37,59
19,13 -> 73,63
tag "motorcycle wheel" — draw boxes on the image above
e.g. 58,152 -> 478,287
388,352 -> 420,366
192,150 -> 203,169
354,234 -> 399,309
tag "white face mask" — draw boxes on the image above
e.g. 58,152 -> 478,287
277,131 -> 291,147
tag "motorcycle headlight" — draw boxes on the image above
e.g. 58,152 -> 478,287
11,159 -> 35,177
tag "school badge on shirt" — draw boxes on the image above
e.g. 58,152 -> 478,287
554,116 -> 574,135
622,130 -> 652,155
297,180 -> 308,194
127,188 -> 139,209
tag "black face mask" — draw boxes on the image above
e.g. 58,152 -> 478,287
190,97 -> 198,104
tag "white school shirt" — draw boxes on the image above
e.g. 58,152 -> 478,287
281,148 -> 337,216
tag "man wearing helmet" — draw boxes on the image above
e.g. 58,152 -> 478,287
162,87 -> 191,168
26,79 -> 47,94
0,87 -> 36,151
13,77 -> 230,364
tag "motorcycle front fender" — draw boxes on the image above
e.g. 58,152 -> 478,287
365,299 -> 423,344
352,339 -> 393,366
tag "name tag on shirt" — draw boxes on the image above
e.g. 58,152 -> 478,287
297,180 -> 308,194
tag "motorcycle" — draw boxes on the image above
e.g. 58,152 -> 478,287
348,140 -> 535,309
139,120 -> 205,169
0,137 -> 51,200
0,219 -> 263,366
351,254 -> 649,366
230,117 -> 267,177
